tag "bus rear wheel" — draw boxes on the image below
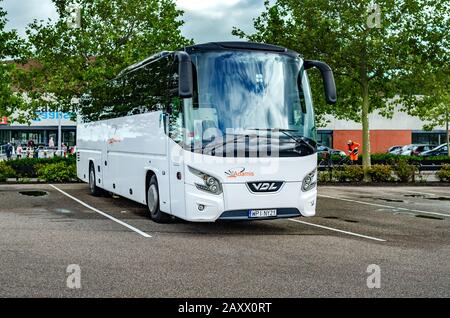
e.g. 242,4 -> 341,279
147,175 -> 170,223
89,164 -> 102,196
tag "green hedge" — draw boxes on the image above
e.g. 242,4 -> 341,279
437,165 -> 450,182
0,161 -> 15,182
333,165 -> 364,182
391,158 -> 417,182
318,163 -> 424,183
368,164 -> 394,182
318,153 -> 450,165
365,154 -> 450,165
37,161 -> 77,182
4,155 -> 75,178
0,155 -> 77,182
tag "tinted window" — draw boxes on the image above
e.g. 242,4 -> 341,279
80,56 -> 173,122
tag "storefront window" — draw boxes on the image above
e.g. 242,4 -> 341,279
0,129 -> 76,147
412,131 -> 447,146
63,131 -> 76,147
11,131 -> 46,146
0,130 -> 11,145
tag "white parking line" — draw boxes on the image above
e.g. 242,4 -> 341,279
319,194 -> 450,218
288,218 -> 386,242
402,189 -> 439,197
49,184 -> 151,238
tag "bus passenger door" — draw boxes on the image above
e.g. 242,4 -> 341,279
167,98 -> 186,219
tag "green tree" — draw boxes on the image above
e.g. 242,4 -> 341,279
399,15 -> 450,156
403,70 -> 450,155
0,0 -> 26,119
15,0 -> 192,117
233,0 -> 449,179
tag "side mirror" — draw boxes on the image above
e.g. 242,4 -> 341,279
175,51 -> 193,98
304,60 -> 337,104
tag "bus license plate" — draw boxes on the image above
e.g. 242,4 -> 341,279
249,209 -> 277,218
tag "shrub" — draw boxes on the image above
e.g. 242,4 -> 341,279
37,161 -> 77,182
0,161 -> 15,182
5,156 -> 75,178
368,164 -> 394,182
421,155 -> 450,165
361,153 -> 450,165
391,158 -> 417,182
437,164 -> 450,182
318,171 -> 333,183
6,158 -> 41,178
319,151 -> 450,166
334,165 -> 364,182
369,153 -> 403,164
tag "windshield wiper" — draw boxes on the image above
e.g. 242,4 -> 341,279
246,128 -> 316,153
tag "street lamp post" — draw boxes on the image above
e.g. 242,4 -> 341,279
58,109 -> 62,156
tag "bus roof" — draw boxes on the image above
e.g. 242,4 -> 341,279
118,41 -> 300,77
181,41 -> 300,58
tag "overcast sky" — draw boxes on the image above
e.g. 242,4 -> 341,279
2,0 -> 274,43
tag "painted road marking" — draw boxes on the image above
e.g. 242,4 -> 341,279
319,194 -> 450,218
49,184 -> 151,238
288,218 -> 386,242
401,189 -> 437,196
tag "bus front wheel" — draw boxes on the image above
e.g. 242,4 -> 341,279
147,175 -> 170,223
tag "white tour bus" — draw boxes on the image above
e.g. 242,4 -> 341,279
77,42 -> 336,222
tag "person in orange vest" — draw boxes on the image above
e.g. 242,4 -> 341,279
347,140 -> 360,164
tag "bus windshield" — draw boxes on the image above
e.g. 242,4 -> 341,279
182,50 -> 316,156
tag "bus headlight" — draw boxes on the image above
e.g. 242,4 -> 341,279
188,166 -> 223,195
302,169 -> 317,192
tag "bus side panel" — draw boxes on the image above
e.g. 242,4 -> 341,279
104,112 -> 170,210
76,121 -> 109,187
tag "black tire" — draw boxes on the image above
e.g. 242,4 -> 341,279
89,164 -> 102,196
147,175 -> 170,223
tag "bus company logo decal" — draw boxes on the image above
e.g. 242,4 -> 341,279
225,167 -> 255,178
247,181 -> 284,193
107,136 -> 123,144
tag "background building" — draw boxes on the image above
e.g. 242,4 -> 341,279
318,107 -> 449,153
0,111 -> 76,147
0,107 -> 447,154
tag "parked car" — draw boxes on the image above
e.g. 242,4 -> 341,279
396,144 -> 427,156
387,145 -> 403,154
402,144 -> 436,156
419,144 -> 449,157
317,144 -> 346,157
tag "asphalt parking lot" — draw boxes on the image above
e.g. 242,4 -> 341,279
0,183 -> 449,297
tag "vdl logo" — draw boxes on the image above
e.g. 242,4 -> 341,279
247,181 -> 284,193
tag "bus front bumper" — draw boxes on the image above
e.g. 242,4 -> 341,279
184,182 -> 316,222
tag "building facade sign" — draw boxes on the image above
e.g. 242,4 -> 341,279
0,112 -> 76,127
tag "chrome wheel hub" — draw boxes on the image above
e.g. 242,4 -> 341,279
89,170 -> 95,191
148,184 -> 158,214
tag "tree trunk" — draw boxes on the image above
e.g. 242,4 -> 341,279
359,30 -> 371,181
361,80 -> 371,181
